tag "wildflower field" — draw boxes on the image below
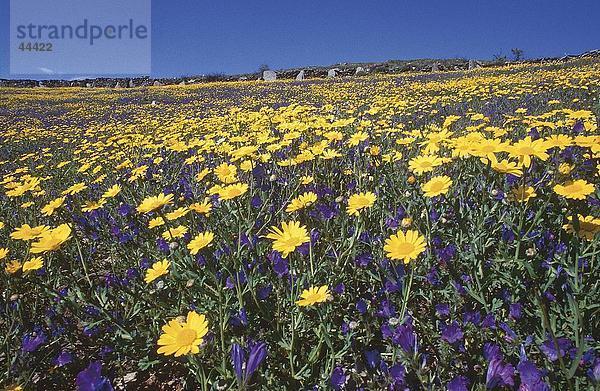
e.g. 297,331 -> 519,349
1,59 -> 599,390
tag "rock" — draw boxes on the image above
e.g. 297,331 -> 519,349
262,70 -> 277,81
295,70 -> 305,80
239,76 -> 248,81
179,80 -> 186,85
86,82 -> 92,88
327,69 -> 337,78
354,66 -> 366,76
151,100 -> 157,105
153,80 -> 162,86
115,82 -> 122,88
468,59 -> 480,70
431,63 -> 440,72
128,79 -> 135,88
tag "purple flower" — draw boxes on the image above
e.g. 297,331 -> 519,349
440,321 -> 463,344
392,321 -> 417,354
76,361 -> 113,391
539,337 -> 571,362
356,299 -> 367,314
22,331 -> 47,352
355,253 -> 372,267
230,341 -> 267,386
484,343 -> 502,362
517,360 -> 549,391
486,357 -> 515,389
589,359 -> 600,383
436,304 -> 450,318
447,376 -> 468,391
389,364 -> 405,384
510,303 -> 523,320
364,349 -> 381,369
330,367 -> 347,390
54,351 -> 73,367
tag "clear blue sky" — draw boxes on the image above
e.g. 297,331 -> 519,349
1,0 -> 599,79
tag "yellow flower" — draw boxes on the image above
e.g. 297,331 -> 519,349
187,232 -> 215,255
490,158 -> 523,177
562,215 -> 600,240
82,199 -> 106,212
0,248 -> 8,260
41,197 -> 65,216
421,176 -> 452,197
214,163 -> 238,184
162,225 -> 188,240
408,155 -> 444,175
166,207 -> 190,221
296,285 -> 330,307
286,192 -> 318,213
300,175 -> 314,185
102,184 -> 122,198
157,311 -> 208,356
347,131 -> 369,146
507,137 -> 549,168
148,217 -> 165,229
61,182 -> 88,196
22,257 -> 43,273
136,193 -> 174,214
30,224 -> 72,254
195,168 -> 210,182
217,183 -> 248,200
346,192 -> 377,216
10,224 -> 49,241
384,230 -> 426,263
553,180 -> 595,200
5,260 -> 22,274
0,221 -> 4,229
189,199 -> 212,215
265,221 -> 310,258
509,185 -> 537,203
145,259 -> 170,283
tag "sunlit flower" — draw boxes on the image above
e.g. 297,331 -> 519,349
553,180 -> 595,200
507,137 -> 549,167
82,199 -> 106,212
384,230 -> 426,263
217,183 -> 249,200
145,259 -> 170,283
102,184 -> 122,198
187,232 -> 215,255
137,193 -> 174,214
408,155 -> 444,175
11,224 -> 50,241
157,311 -> 208,356
421,176 -> 452,197
30,224 -> 72,254
490,157 -> 522,177
148,217 -> 166,229
41,197 -> 65,216
286,192 -> 318,213
0,248 -> 8,260
189,199 -> 213,215
296,285 -> 331,307
22,257 -> 44,273
5,260 -> 22,274
214,163 -> 238,184
562,215 -> 600,240
166,207 -> 190,221
509,185 -> 537,203
162,225 -> 188,240
265,221 -> 310,258
347,192 -> 377,216
62,182 -> 88,196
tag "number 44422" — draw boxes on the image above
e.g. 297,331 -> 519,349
18,42 -> 53,51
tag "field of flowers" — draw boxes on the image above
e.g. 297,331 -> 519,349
0,59 -> 599,390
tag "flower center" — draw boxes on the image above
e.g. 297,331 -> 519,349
395,242 -> 415,255
176,328 -> 197,346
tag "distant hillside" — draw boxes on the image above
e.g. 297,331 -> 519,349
1,49 -> 598,88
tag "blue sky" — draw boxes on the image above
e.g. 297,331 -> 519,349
1,0 -> 599,79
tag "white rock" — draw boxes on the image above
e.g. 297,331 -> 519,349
263,70 -> 277,81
